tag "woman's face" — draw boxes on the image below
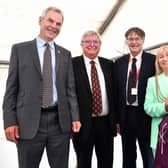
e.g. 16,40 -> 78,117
158,50 -> 168,72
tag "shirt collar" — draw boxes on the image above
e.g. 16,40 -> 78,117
83,55 -> 99,65
129,51 -> 143,62
36,36 -> 54,49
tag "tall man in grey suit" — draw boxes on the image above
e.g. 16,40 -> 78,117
3,6 -> 81,168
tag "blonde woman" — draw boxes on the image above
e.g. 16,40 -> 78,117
144,46 -> 168,162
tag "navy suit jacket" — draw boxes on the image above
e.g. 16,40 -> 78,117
72,56 -> 117,141
114,51 -> 155,137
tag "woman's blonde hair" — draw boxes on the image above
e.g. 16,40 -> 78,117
155,45 -> 168,102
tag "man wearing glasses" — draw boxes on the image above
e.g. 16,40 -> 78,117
114,27 -> 155,168
72,30 -> 117,168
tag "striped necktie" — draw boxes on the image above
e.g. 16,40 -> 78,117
42,43 -> 53,107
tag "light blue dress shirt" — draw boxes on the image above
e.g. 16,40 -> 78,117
36,36 -> 58,105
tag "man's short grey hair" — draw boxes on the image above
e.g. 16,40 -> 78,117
41,6 -> 64,22
80,30 -> 101,45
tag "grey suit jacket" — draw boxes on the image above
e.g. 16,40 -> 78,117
3,39 -> 79,139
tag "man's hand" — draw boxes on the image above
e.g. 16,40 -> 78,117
5,125 -> 20,144
72,121 -> 81,133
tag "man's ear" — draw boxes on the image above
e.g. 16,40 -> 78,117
39,16 -> 43,25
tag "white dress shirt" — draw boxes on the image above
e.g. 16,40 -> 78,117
83,55 -> 109,116
126,51 -> 142,106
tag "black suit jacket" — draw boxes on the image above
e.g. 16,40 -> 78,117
72,56 -> 117,141
114,51 -> 155,137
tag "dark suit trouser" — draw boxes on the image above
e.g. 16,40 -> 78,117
73,116 -> 114,168
17,110 -> 70,168
121,106 -> 153,168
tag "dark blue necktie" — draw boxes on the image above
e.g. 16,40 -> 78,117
127,58 -> 137,104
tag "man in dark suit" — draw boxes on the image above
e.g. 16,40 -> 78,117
114,27 -> 155,168
3,6 -> 81,168
72,30 -> 117,168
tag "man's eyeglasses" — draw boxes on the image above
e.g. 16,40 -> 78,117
127,37 -> 143,42
82,40 -> 100,45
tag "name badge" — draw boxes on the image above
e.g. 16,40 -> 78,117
131,88 -> 137,95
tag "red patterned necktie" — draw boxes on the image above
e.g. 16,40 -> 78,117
90,60 -> 102,115
42,43 -> 53,107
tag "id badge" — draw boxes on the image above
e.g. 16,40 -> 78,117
131,88 -> 137,95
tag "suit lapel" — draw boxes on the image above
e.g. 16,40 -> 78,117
99,58 -> 105,72
122,55 -> 129,87
80,56 -> 92,93
99,58 -> 107,81
138,52 -> 146,85
54,43 -> 61,73
31,39 -> 42,77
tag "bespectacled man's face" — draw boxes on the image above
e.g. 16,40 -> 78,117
81,34 -> 101,59
126,32 -> 144,56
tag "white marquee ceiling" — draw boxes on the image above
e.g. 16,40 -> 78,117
0,0 -> 168,60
